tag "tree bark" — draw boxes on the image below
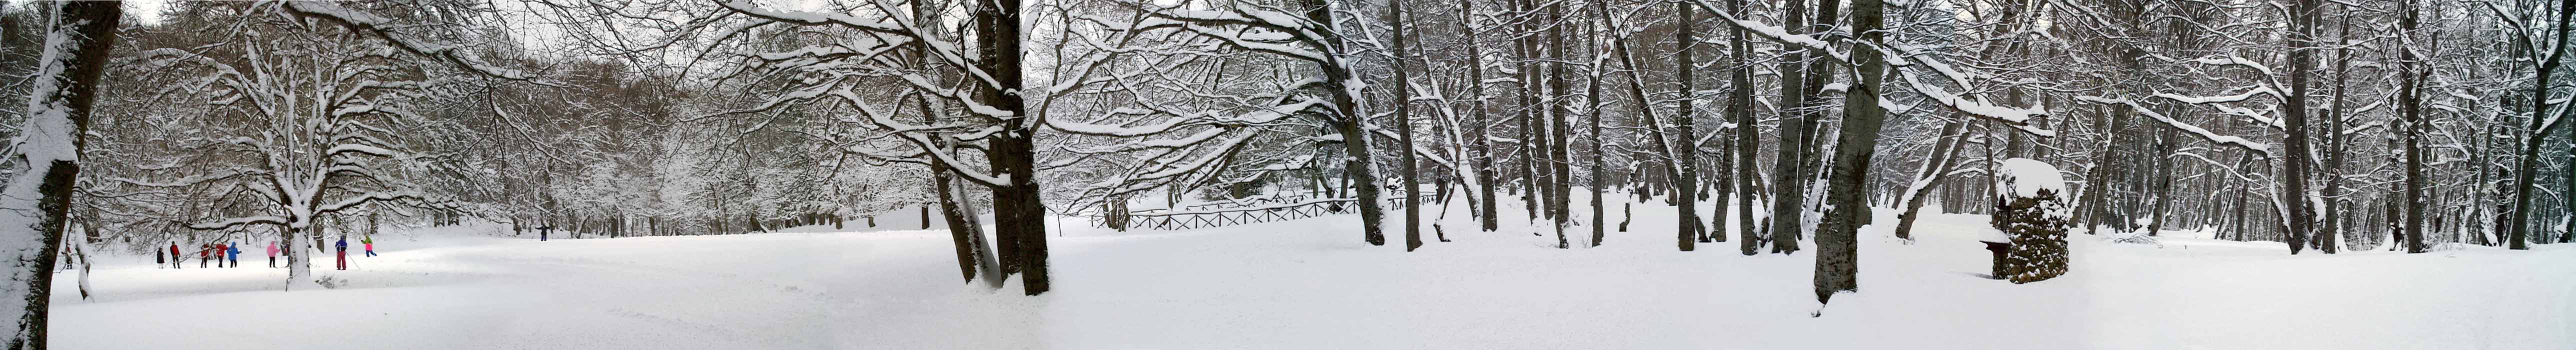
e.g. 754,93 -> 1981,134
2399,0 -> 2429,254
2319,13 -> 2353,253
2147,129 -> 2175,236
1514,0 -> 1541,224
969,0 -> 1047,294
940,166 -> 1005,290
1815,0 -> 1885,304
933,160 -> 983,284
1546,0 -> 1574,249
2505,0 -> 2575,250
1458,0 -> 1500,232
1671,0 -> 1705,251
0,4 -> 117,347
2278,0 -> 2321,254
1582,3 -> 1608,248
2077,108 -> 2132,236
1765,0 -> 1815,255
1390,0 -> 1424,251
1298,0 -> 1388,248
1728,0 -> 1763,255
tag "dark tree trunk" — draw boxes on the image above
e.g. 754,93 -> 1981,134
2077,108 -> 2133,236
2399,0 -> 2429,254
1297,0 -> 1387,248
1728,0 -> 1762,255
1504,0 -> 1525,224
1813,0 -> 1884,304
972,0 -> 1048,295
1545,0 -> 1574,249
2147,129 -> 2175,236
1,2 -> 118,348
1670,0 -> 1704,251
2318,14 -> 2353,253
1458,0 -> 1500,232
935,160 -> 1001,289
2505,0 -> 2575,250
1765,0 -> 1815,255
1390,0 -> 1423,252
2278,0 -> 2320,254
1581,2 -> 1609,248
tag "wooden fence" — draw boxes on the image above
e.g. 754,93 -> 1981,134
1095,196 -> 1443,230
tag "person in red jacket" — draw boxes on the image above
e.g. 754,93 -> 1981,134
197,244 -> 210,268
169,243 -> 182,269
214,242 -> 228,268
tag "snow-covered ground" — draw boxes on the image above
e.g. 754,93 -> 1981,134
49,199 -> 2576,350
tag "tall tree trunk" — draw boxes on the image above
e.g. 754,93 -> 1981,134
2505,0 -> 2575,250
1390,0 -> 1424,251
2399,0 -> 2429,254
2319,13 -> 2353,253
1298,0 -> 1388,248
1815,0 -> 1885,304
2077,108 -> 2133,236
2278,0 -> 2321,254
1765,0 -> 1815,255
971,0 -> 1047,294
1546,0 -> 1574,249
908,0 -> 985,280
1582,3 -> 1609,247
0,4 -> 117,348
1670,0 -> 1704,251
1459,0 -> 1500,232
1728,0 -> 1763,255
1515,0 -> 1540,224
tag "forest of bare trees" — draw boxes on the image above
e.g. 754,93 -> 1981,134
0,0 -> 2570,342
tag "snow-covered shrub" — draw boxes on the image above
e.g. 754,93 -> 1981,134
1992,158 -> 2070,284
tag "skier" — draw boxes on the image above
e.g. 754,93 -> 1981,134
169,243 -> 182,269
362,236 -> 376,257
266,241 -> 279,268
226,242 -> 240,268
335,236 -> 349,270
198,243 -> 210,268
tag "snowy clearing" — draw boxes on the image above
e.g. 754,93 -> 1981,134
48,200 -> 2575,350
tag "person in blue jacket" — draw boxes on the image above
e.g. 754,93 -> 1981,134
335,236 -> 349,270
226,242 -> 240,268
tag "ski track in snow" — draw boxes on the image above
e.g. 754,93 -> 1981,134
47,200 -> 2576,350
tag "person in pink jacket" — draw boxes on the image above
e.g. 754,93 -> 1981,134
265,241 -> 280,268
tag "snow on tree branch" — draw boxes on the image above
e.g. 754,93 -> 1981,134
2075,96 -> 2274,157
